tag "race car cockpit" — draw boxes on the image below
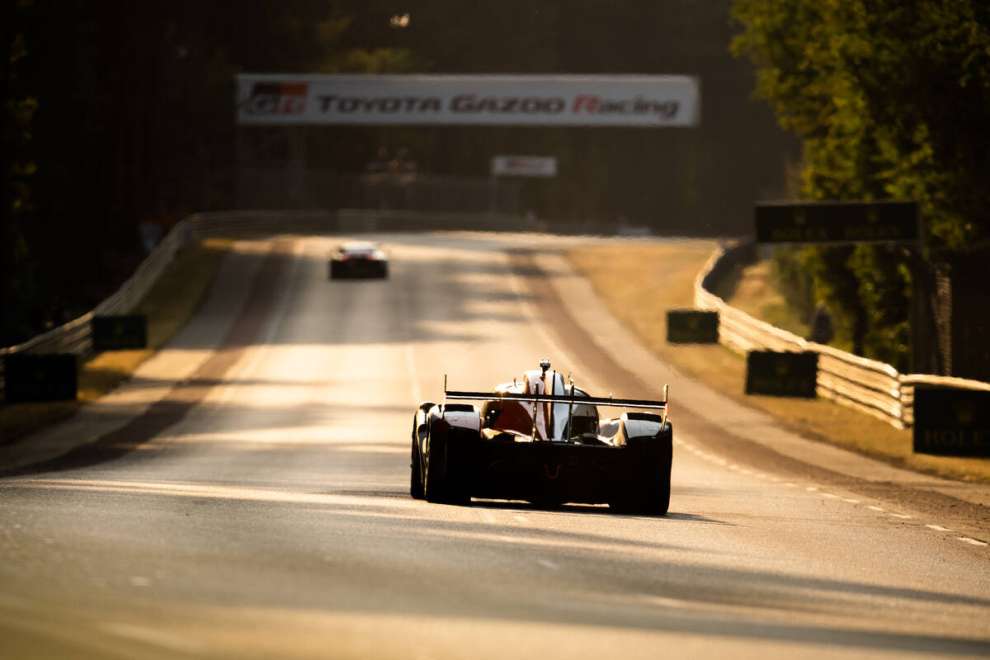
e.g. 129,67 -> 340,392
481,360 -> 602,444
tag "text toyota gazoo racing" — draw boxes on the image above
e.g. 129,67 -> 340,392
410,360 -> 672,514
328,241 -> 388,279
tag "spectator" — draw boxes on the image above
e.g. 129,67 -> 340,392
809,303 -> 834,344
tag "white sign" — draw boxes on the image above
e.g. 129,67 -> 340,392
237,74 -> 699,127
492,156 -> 558,178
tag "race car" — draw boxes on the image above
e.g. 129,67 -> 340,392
410,359 -> 672,514
328,241 -> 388,279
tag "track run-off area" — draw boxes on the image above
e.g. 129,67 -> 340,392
1,232 -> 988,659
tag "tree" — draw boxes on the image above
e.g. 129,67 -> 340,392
732,0 -> 990,368
1,0 -> 41,344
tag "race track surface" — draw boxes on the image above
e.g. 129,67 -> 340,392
1,233 -> 987,659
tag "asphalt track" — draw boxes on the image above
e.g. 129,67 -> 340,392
0,233 -> 988,659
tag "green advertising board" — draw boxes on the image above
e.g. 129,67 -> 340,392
4,353 -> 78,403
913,387 -> 990,456
755,201 -> 918,244
745,350 -> 818,398
666,310 -> 719,343
92,315 -> 148,351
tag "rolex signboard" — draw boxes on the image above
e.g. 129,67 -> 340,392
745,351 -> 818,398
92,315 -> 148,351
755,201 -> 919,244
666,310 -> 719,343
4,353 -> 78,403
913,387 -> 990,456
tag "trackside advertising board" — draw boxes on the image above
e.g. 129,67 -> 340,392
755,201 -> 919,244
913,387 -> 990,456
92,315 -> 148,351
745,351 -> 818,398
666,310 -> 719,343
236,74 -> 699,127
4,353 -> 77,403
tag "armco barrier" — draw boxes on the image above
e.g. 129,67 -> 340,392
694,243 -> 990,429
0,217 -> 193,401
0,211 -> 298,400
183,209 -> 535,237
0,209 -> 533,401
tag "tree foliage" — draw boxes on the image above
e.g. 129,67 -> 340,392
732,0 -> 990,368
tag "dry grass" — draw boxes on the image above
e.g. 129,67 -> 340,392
729,260 -> 810,338
0,238 -> 232,445
567,242 -> 990,483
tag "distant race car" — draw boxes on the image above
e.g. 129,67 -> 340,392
410,359 -> 673,514
328,241 -> 388,279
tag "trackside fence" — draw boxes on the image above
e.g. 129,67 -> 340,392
694,243 -> 990,429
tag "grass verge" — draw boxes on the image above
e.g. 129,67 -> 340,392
729,260 -> 810,338
0,238 -> 232,445
567,242 -> 990,483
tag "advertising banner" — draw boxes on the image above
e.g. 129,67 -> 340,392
92,315 -> 148,351
666,310 -> 719,344
913,387 -> 990,456
755,201 -> 919,244
4,354 -> 77,403
491,156 -> 557,177
745,351 -> 818,398
237,74 -> 699,127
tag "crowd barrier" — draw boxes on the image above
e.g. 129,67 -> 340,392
694,243 -> 990,429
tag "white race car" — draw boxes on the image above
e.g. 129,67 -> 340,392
329,241 -> 388,279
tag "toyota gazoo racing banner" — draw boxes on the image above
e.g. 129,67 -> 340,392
236,74 -> 699,127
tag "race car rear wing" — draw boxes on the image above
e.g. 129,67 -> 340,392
443,377 -> 670,425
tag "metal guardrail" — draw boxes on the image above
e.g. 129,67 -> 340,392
0,218 -> 195,400
336,208 -> 533,233
694,243 -> 990,429
188,210 -> 337,238
184,209 -> 533,237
